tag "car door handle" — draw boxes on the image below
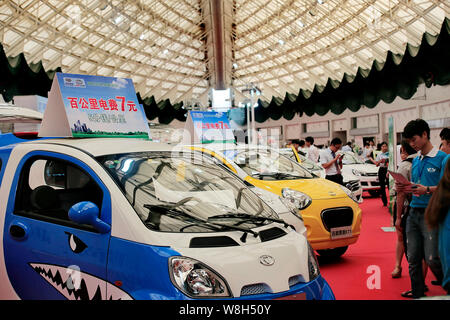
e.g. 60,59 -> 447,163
9,222 -> 29,241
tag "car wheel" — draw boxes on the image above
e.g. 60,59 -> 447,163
368,190 -> 379,197
317,246 -> 348,259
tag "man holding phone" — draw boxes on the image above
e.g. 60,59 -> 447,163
319,137 -> 344,186
397,119 -> 446,298
372,142 -> 390,206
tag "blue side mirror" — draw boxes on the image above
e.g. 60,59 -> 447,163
69,201 -> 110,234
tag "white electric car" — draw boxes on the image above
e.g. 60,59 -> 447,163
338,151 -> 380,196
0,134 -> 334,300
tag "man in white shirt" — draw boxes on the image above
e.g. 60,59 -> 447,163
305,136 -> 320,163
342,142 -> 353,152
372,142 -> 389,206
319,137 -> 344,185
361,142 -> 373,163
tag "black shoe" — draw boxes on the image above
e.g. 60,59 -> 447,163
431,280 -> 442,286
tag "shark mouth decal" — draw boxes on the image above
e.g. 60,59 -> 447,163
29,263 -> 133,300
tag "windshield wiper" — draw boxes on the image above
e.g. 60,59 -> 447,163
208,213 -> 294,230
143,204 -> 260,241
252,172 -> 303,180
276,172 -> 305,179
143,204 -> 222,232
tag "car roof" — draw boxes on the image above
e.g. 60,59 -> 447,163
25,137 -> 176,156
193,143 -> 273,152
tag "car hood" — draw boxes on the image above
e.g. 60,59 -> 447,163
343,163 -> 379,174
246,177 -> 347,200
175,230 -> 310,297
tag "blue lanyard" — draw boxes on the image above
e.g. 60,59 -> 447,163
416,157 -> 429,183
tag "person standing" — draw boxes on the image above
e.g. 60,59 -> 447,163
362,141 -> 373,163
440,128 -> 450,155
372,143 -> 382,161
425,158 -> 450,295
298,139 -> 308,156
392,140 -> 417,278
397,119 -> 446,298
291,139 -> 301,151
319,138 -> 344,186
305,136 -> 320,163
342,141 -> 353,152
369,140 -> 375,152
372,142 -> 389,206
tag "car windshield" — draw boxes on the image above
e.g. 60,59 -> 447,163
341,152 -> 364,164
223,148 -> 315,180
97,151 -> 278,233
279,148 -> 298,162
298,155 -> 323,171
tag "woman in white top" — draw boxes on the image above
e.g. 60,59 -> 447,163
392,140 -> 417,278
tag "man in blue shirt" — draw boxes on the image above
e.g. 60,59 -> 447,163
397,119 -> 446,298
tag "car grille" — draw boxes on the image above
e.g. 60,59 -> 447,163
240,276 -> 305,296
320,207 -> 354,231
345,180 -> 360,192
288,275 -> 305,287
365,172 -> 378,176
240,283 -> 272,296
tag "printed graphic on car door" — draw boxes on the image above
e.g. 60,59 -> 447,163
3,152 -> 131,300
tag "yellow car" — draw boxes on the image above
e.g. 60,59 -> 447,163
190,144 -> 362,258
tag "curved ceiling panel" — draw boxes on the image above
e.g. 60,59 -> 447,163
0,0 -> 448,108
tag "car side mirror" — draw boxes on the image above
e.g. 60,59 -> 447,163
69,201 -> 110,234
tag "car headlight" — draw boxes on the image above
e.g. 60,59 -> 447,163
169,257 -> 231,298
352,169 -> 362,176
340,185 -> 359,203
279,196 -> 303,221
282,188 -> 312,210
307,242 -> 320,281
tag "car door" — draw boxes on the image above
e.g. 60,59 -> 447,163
3,151 -> 112,300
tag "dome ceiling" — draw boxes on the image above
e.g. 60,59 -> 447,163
0,0 -> 448,106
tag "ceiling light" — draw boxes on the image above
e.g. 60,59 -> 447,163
188,61 -> 193,66
297,20 -> 304,27
256,54 -> 262,59
232,63 -> 238,69
317,0 -> 324,4
163,49 -> 169,54
139,34 -> 145,40
278,39 -> 285,45
114,15 -> 122,24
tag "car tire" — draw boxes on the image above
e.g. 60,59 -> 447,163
368,190 -> 380,197
317,246 -> 348,259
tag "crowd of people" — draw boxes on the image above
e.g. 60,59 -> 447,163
286,122 -> 450,298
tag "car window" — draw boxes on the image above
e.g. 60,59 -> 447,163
97,151 -> 278,233
298,155 -> 323,171
14,156 -> 103,231
342,152 -> 364,164
225,148 -> 315,180
279,149 -> 297,162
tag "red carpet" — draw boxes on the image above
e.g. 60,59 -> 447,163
318,192 -> 447,300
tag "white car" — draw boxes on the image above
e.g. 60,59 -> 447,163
338,151 -> 381,196
279,148 -> 363,203
0,134 -> 334,300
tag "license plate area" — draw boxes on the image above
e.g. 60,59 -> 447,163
330,226 -> 352,239
275,292 -> 306,300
